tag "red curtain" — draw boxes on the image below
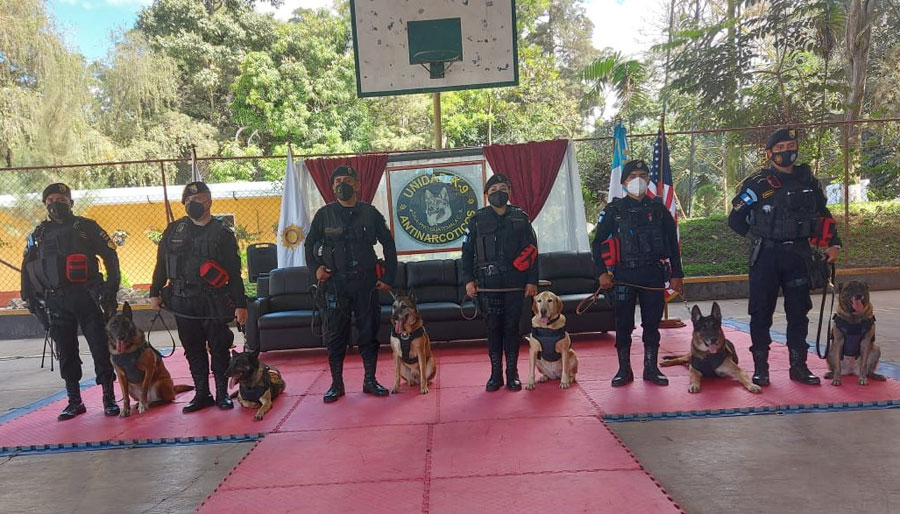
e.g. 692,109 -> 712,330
483,139 -> 569,221
304,154 -> 389,204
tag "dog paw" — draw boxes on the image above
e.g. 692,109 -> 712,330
559,380 -> 571,389
254,413 -> 264,421
137,403 -> 148,414
420,386 -> 429,395
524,382 -> 535,390
858,377 -> 869,386
390,386 -> 401,394
748,384 -> 762,394
119,410 -> 131,418
688,384 -> 700,394
831,378 -> 842,386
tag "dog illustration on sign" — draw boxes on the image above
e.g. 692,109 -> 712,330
425,187 -> 452,226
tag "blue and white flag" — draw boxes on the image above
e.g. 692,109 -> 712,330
277,148 -> 310,268
608,122 -> 629,201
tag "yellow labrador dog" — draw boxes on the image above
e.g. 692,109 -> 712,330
525,291 -> 578,390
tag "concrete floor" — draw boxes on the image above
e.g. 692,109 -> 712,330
1,293 -> 899,513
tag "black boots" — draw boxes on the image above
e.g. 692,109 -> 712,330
214,374 -> 234,409
324,358 -> 345,403
505,346 -> 522,391
642,346 -> 668,386
486,352 -> 504,392
611,347 -> 634,387
361,358 -> 389,397
751,349 -> 770,386
58,381 -> 86,421
789,348 -> 821,385
101,378 -> 120,417
183,374 -> 215,413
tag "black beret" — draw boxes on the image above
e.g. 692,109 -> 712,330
182,181 -> 211,203
621,160 -> 650,183
485,173 -> 511,190
765,128 -> 798,150
330,165 -> 359,183
42,183 -> 72,202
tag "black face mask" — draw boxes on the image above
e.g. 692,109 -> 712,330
771,150 -> 798,168
488,190 -> 509,208
335,182 -> 355,202
186,201 -> 206,220
47,201 -> 72,220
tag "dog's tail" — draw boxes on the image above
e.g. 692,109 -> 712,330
173,384 -> 195,394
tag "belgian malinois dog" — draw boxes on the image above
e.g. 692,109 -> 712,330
225,348 -> 286,420
106,302 -> 193,417
389,294 -> 436,394
661,303 -> 761,394
826,280 -> 884,386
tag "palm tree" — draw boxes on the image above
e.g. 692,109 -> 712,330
582,51 -> 648,115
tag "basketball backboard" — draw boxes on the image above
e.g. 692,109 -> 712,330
350,0 -> 519,97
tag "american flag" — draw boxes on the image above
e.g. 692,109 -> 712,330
646,129 -> 680,301
646,129 -> 677,227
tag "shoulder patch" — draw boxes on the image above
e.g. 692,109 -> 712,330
739,188 -> 758,207
762,189 -> 775,199
597,210 -> 605,224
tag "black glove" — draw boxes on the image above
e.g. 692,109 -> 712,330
100,286 -> 118,321
27,300 -> 50,331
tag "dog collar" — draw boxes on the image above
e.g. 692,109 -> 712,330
392,326 -> 425,341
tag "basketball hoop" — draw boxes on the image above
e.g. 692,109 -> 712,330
412,50 -> 462,79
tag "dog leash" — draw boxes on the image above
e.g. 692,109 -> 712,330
576,282 -> 690,316
814,263 -> 837,359
147,312 -> 178,358
459,287 -> 527,321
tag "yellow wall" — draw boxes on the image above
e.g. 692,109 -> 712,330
0,197 -> 282,295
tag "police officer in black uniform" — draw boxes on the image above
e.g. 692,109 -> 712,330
21,183 -> 121,420
591,160 -> 684,387
728,128 -> 841,386
305,165 -> 398,403
461,174 -> 539,392
149,182 -> 248,412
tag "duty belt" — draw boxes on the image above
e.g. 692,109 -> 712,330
761,239 -> 797,249
476,263 -> 511,277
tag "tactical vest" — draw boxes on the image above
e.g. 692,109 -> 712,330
239,365 -> 284,403
25,218 -> 100,292
474,207 -> 529,275
833,316 -> 875,359
164,217 -> 226,290
608,200 -> 669,266
748,170 -> 819,241
316,204 -> 378,274
111,343 -> 161,384
690,352 -> 729,378
531,325 -> 567,362
392,326 -> 426,364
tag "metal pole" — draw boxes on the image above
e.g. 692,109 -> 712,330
433,92 -> 443,150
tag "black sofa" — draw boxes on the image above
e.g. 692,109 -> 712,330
245,252 -> 614,352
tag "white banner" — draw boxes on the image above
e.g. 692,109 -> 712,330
276,151 -> 311,267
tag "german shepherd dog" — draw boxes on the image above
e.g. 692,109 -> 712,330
389,294 -> 436,394
661,303 -> 761,394
524,291 -> 578,390
225,349 -> 286,420
106,302 -> 193,417
825,280 -> 884,386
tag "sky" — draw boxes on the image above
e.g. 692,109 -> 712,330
50,0 -> 664,63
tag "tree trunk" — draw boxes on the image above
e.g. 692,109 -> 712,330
843,0 -> 874,227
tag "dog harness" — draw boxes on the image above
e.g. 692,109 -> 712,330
239,365 -> 282,403
690,351 -> 730,378
531,321 -> 567,362
391,327 -> 426,364
111,343 -> 161,384
832,315 -> 875,359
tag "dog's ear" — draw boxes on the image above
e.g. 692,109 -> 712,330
250,348 -> 260,360
122,302 -> 132,320
231,349 -> 239,357
532,297 -> 539,314
409,289 -> 417,303
711,302 -> 722,321
837,282 -> 844,294
691,305 -> 702,323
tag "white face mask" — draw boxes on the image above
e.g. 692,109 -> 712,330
626,177 -> 648,196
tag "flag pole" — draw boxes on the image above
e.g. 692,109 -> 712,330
658,114 -> 685,329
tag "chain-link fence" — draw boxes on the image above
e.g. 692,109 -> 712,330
2,118 -> 898,309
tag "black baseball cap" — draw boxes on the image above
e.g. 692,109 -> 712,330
765,128 -> 798,150
485,173 -> 511,190
42,183 -> 72,202
621,160 -> 649,183
330,165 -> 359,183
182,181 -> 211,203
